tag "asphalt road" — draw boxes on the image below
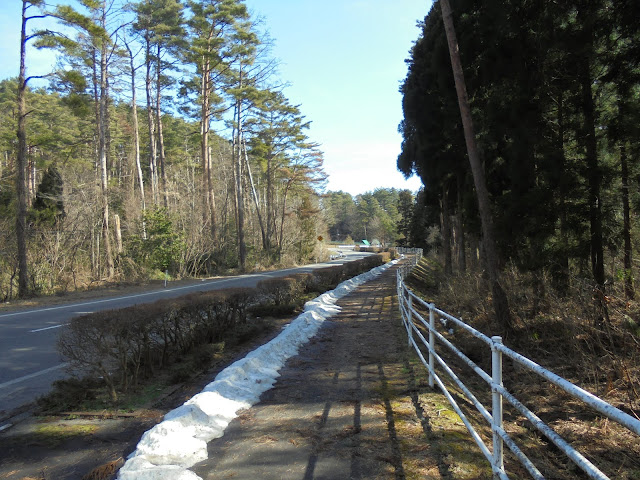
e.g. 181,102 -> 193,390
0,248 -> 369,423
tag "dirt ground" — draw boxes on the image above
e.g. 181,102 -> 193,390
0,303 -> 294,480
1,263 -> 483,480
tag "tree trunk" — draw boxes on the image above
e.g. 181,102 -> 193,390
208,144 -> 217,238
235,90 -> 246,270
91,50 -> 99,174
145,37 -> 158,206
576,5 -> 604,288
16,0 -> 30,297
441,183 -> 452,275
456,175 -> 466,272
266,153 -> 275,254
125,40 -> 146,239
278,183 -> 292,259
105,73 -> 112,180
156,44 -> 169,208
439,0 -> 512,331
27,156 -> 36,199
621,144 -> 633,299
114,213 -> 123,254
200,55 -> 217,242
243,137 -> 267,250
580,59 -> 604,287
555,90 -> 570,293
98,15 -> 114,279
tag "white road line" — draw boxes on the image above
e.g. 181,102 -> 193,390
30,324 -> 67,333
0,261 -> 341,320
0,277 -> 243,319
0,363 -> 68,390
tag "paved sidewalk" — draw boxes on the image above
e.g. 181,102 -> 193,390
190,264 -> 449,479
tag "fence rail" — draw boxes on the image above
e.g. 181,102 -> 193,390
396,262 -> 640,480
396,247 -> 423,261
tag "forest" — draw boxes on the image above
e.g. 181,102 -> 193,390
1,0 -> 417,301
399,0 -> 640,302
396,4 -> 640,470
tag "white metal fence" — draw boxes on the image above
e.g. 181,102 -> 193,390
396,247 -> 423,261
396,262 -> 640,480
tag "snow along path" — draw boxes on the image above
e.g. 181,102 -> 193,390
117,259 -> 399,480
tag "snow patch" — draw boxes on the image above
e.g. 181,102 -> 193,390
118,259 -> 398,479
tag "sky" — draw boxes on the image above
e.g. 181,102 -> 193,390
0,0 -> 429,196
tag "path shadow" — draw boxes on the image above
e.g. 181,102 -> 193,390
403,348 -> 453,479
377,361 -> 406,480
303,369 -> 340,480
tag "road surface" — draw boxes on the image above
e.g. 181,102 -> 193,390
0,248 -> 368,422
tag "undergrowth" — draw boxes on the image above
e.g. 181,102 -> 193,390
38,318 -> 275,415
405,255 -> 640,479
37,255 -> 387,415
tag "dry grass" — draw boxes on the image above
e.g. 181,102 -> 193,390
81,457 -> 124,480
406,255 -> 640,479
28,423 -> 99,448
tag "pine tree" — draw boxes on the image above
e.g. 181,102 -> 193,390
439,0 -> 511,330
31,165 -> 65,225
185,0 -> 249,245
133,0 -> 186,208
250,90 -> 311,257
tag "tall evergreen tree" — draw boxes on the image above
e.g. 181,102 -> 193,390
439,0 -> 511,330
185,0 -> 249,245
250,90 -> 311,257
16,0 -> 47,296
133,0 -> 186,208
400,0 -> 640,300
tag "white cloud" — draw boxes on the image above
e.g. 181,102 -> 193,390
322,140 -> 422,195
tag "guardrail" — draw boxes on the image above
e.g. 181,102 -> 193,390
396,266 -> 640,480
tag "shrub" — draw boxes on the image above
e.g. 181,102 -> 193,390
57,286 -> 258,402
257,274 -> 311,306
57,310 -> 129,402
310,265 -> 345,292
127,208 -> 185,273
37,377 -> 99,412
56,255 -> 388,403
227,318 -> 272,347
192,343 -> 223,369
169,364 -> 192,384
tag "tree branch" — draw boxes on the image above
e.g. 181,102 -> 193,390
25,28 -> 54,42
25,14 -> 49,21
25,73 -> 52,85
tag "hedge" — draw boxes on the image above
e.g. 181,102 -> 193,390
56,254 -> 387,402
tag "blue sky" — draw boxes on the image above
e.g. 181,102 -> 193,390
0,0 -> 429,196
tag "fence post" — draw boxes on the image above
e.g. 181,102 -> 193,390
407,293 -> 413,348
491,336 -> 504,478
428,305 -> 435,388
